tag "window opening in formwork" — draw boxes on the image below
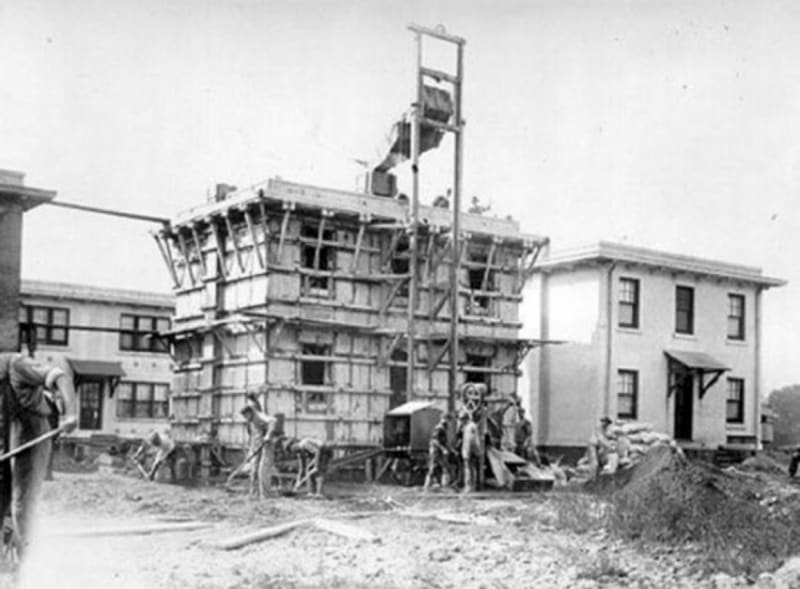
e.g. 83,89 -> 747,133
300,223 -> 336,296
464,353 -> 491,390
391,235 -> 410,300
466,250 -> 497,316
301,343 -> 330,413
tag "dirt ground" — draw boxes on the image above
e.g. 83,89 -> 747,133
0,467 -> 726,589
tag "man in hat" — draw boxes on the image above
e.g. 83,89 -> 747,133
241,394 -> 279,498
0,353 -> 77,558
423,413 -> 452,492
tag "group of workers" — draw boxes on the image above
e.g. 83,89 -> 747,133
423,403 -> 536,493
134,392 -> 332,498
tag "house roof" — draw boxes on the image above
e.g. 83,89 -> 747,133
534,241 -> 785,288
21,279 -> 174,309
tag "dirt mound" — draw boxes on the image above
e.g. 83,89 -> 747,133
739,454 -> 786,475
609,445 -> 800,576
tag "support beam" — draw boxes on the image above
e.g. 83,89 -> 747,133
224,214 -> 245,274
381,228 -> 405,270
428,337 -> 451,374
700,370 -> 724,398
209,219 -> 229,279
152,232 -> 180,289
243,207 -> 265,271
258,201 -> 270,270
350,216 -> 367,273
312,211 -> 331,271
190,224 -> 208,277
277,203 -> 294,263
514,241 -> 546,294
430,286 -> 451,319
380,277 -> 409,317
175,230 -> 197,287
480,239 -> 499,291
380,332 -> 403,366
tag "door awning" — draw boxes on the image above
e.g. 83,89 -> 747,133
665,350 -> 730,399
68,359 -> 126,378
68,359 -> 125,396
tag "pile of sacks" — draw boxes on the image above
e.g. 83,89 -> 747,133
574,421 -> 676,479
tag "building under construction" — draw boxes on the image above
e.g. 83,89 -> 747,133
151,26 -> 548,470
154,179 -> 547,455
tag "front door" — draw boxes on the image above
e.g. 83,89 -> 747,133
673,374 -> 694,441
79,381 -> 104,431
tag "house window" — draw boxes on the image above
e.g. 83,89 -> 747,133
727,294 -> 745,341
675,286 -> 694,335
19,305 -> 70,346
301,343 -> 330,413
726,378 -> 744,424
617,370 -> 638,419
300,224 -> 335,296
120,314 -> 170,352
618,278 -> 640,328
116,382 -> 170,419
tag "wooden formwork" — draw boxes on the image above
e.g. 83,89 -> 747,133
155,179 -> 547,461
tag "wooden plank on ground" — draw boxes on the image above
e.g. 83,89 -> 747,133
50,522 -> 214,538
313,518 -> 376,542
217,520 -> 310,550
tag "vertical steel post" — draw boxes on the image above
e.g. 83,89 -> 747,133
449,42 -> 464,416
407,33 -> 423,402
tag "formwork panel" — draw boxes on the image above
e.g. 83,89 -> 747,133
267,358 -> 294,386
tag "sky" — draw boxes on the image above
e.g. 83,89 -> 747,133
1,0 -> 799,394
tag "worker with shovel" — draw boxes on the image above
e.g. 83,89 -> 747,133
0,353 -> 77,560
241,393 -> 279,499
132,430 -> 177,481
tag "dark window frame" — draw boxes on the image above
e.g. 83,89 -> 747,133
19,304 -> 70,346
727,293 -> 745,341
675,286 -> 695,335
617,369 -> 638,420
300,224 -> 336,296
726,378 -> 745,424
116,381 -> 170,420
300,343 -> 331,414
119,313 -> 170,353
618,277 -> 640,329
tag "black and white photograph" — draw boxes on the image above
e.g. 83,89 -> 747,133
2,1 -> 800,587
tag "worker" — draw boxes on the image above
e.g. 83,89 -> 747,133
0,353 -> 77,558
241,394 -> 278,499
286,437 -> 332,496
514,407 -> 542,466
587,417 -> 616,478
789,447 -> 800,478
423,413 -> 452,492
461,411 -> 481,493
500,395 -> 521,451
133,430 -> 177,481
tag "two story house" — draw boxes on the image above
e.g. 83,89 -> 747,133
525,242 -> 785,453
19,280 -> 174,442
